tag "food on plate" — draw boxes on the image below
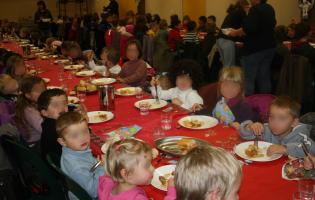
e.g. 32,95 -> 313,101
76,80 -> 97,92
119,88 -> 134,95
176,138 -> 197,153
183,120 -> 203,128
159,172 -> 174,188
91,112 -> 107,121
284,159 -> 315,179
245,144 -> 264,158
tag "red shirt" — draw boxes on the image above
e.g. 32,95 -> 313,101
167,28 -> 182,51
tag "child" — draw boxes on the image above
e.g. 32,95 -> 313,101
98,138 -> 175,200
4,54 -> 26,82
0,74 -> 18,125
37,88 -> 68,158
183,21 -> 199,45
212,67 -> 259,129
117,40 -> 147,87
15,76 -> 46,146
150,70 -> 203,111
103,47 -> 121,76
240,96 -> 315,158
57,111 -> 104,199
175,146 -> 242,200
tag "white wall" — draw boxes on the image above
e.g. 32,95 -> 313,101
146,0 -> 183,23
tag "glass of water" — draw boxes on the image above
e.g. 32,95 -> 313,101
161,112 -> 172,131
297,179 -> 314,200
139,102 -> 150,116
136,87 -> 144,99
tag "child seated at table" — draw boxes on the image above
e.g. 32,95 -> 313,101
213,67 -> 259,129
150,70 -> 203,111
102,47 -> 121,76
37,88 -> 68,158
183,21 -> 200,45
57,111 -> 104,200
175,146 -> 242,200
239,96 -> 315,158
0,74 -> 18,125
15,76 -> 46,146
98,138 -> 176,200
3,54 -> 27,82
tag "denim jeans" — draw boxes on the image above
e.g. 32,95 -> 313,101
241,48 -> 275,96
217,38 -> 236,67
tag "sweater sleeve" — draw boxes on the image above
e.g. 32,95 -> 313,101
63,159 -> 103,198
181,91 -> 204,110
24,107 -> 43,134
164,186 -> 176,200
239,120 -> 256,140
122,62 -> 147,84
150,86 -> 174,101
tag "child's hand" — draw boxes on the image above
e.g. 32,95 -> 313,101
167,178 -> 175,188
304,154 -> 315,170
116,77 -> 125,83
172,98 -> 183,106
230,122 -> 240,130
150,77 -> 159,87
97,155 -> 105,166
267,144 -> 286,156
248,122 -> 264,136
191,104 -> 203,112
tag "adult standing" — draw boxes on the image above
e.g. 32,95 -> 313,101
230,0 -> 276,96
217,0 -> 250,67
103,0 -> 119,17
34,0 -> 53,39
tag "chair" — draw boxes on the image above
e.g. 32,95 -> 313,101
1,136 -> 66,200
198,83 -> 218,112
245,94 -> 275,123
276,54 -> 314,114
46,154 -> 93,200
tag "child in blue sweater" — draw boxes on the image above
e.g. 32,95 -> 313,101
56,111 -> 104,199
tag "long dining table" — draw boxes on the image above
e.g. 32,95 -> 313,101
1,41 -> 299,200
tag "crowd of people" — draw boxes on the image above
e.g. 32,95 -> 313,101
0,0 -> 315,199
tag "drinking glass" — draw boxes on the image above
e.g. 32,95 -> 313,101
136,88 -> 144,99
153,127 -> 165,140
161,112 -> 172,131
298,180 -> 314,200
139,102 -> 150,116
293,192 -> 314,200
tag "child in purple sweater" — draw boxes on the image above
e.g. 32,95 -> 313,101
212,67 -> 259,129
98,139 -> 176,200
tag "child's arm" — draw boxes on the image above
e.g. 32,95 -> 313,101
164,179 -> 176,200
150,85 -> 174,101
182,91 -> 203,111
67,164 -> 104,198
239,120 -> 264,140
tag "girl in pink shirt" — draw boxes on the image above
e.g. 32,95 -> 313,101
98,139 -> 176,200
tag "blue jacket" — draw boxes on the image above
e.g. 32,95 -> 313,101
60,147 -> 104,199
240,121 -> 315,158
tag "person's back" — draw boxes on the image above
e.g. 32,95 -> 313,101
243,2 -> 276,54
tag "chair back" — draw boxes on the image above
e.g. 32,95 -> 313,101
245,94 -> 276,123
46,154 -> 93,200
198,82 -> 218,111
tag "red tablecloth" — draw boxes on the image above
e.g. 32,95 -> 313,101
1,42 -> 298,200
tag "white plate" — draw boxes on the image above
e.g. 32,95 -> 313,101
151,165 -> 176,191
234,141 -> 282,162
178,115 -> 218,130
76,70 -> 96,77
134,99 -> 168,110
91,78 -> 116,85
68,96 -> 79,104
309,43 -> 315,48
42,78 -> 50,83
115,87 -> 141,96
47,86 -> 62,90
54,59 -> 69,64
87,111 -> 114,124
222,28 -> 232,35
64,64 -> 85,70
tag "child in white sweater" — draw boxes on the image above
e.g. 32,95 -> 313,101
150,72 -> 203,111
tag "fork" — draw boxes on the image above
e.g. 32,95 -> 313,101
254,136 -> 259,148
